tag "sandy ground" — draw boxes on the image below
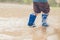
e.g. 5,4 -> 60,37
0,3 -> 60,40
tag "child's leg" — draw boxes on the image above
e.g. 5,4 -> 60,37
28,2 -> 41,27
41,2 -> 50,27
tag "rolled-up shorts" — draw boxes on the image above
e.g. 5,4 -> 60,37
33,2 -> 50,13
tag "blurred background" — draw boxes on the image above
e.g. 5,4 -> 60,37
0,0 -> 60,40
0,0 -> 60,7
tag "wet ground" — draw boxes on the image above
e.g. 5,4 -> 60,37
0,3 -> 60,40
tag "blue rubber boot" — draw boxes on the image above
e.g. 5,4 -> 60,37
42,13 -> 49,27
28,13 -> 36,27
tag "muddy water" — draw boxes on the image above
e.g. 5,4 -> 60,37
0,3 -> 60,40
